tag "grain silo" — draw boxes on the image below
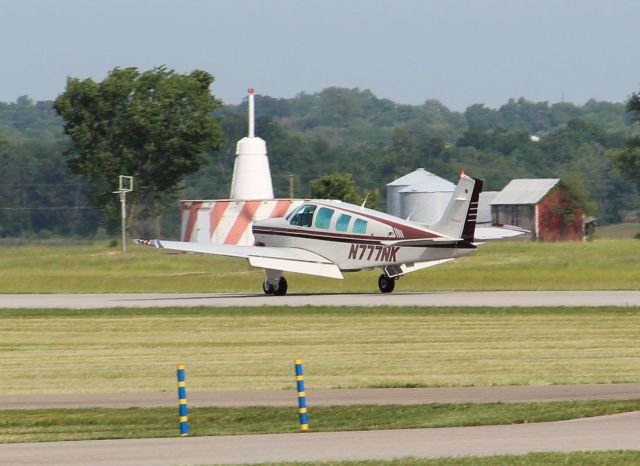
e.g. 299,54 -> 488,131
386,168 -> 438,217
397,171 -> 456,225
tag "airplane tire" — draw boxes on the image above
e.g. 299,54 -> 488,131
274,277 -> 288,296
378,274 -> 395,293
263,279 -> 274,295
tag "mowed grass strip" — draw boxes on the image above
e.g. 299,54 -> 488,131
213,451 -> 640,466
2,400 -> 640,444
0,239 -> 638,293
1,307 -> 639,394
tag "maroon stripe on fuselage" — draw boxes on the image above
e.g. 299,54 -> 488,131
253,227 -> 476,249
253,226 -> 387,244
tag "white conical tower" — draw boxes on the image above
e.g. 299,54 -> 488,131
229,88 -> 274,200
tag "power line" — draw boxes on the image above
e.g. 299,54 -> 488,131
0,183 -> 85,187
0,207 -> 95,211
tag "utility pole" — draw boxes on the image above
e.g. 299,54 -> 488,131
289,174 -> 294,199
113,175 -> 133,255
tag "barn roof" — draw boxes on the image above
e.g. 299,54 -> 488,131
491,179 -> 559,205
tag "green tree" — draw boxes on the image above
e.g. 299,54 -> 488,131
53,66 -> 223,228
609,138 -> 640,194
609,93 -> 640,195
309,172 -> 377,208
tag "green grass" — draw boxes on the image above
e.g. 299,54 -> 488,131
2,400 -> 640,443
0,239 -> 638,293
215,451 -> 640,466
1,307 -> 639,394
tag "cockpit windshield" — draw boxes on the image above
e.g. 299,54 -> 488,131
289,204 -> 317,227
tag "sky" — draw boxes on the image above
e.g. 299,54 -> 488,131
1,0 -> 639,111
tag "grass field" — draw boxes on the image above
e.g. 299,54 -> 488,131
2,307 -> 639,394
0,239 -> 639,293
2,400 -> 640,443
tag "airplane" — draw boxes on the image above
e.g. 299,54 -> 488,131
135,173 -> 524,295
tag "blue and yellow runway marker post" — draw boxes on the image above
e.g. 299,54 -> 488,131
176,363 -> 189,436
294,358 -> 309,431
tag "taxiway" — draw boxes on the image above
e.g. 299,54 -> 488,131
2,383 -> 639,409
1,412 -> 638,465
2,290 -> 640,308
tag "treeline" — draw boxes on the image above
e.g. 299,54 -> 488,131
192,88 -> 638,224
0,89 -> 638,237
0,97 -> 102,237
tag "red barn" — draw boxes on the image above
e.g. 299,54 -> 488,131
491,179 -> 584,241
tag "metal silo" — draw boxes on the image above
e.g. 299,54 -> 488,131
397,171 -> 456,225
386,168 -> 436,216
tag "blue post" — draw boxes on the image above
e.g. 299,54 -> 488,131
294,358 -> 309,431
177,364 -> 189,436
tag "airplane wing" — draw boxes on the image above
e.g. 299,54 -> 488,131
135,239 -> 344,279
382,225 -> 528,246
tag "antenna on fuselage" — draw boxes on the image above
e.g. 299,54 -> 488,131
360,193 -> 369,210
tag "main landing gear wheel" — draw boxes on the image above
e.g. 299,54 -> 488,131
378,274 -> 395,293
263,277 -> 288,296
274,276 -> 288,296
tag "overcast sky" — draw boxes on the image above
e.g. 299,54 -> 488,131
1,0 -> 639,110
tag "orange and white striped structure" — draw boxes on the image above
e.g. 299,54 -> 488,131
180,198 -> 305,245
180,89 -> 298,246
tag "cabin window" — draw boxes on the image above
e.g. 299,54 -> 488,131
314,207 -> 334,229
289,204 -> 317,227
336,214 -> 351,232
353,218 -> 368,234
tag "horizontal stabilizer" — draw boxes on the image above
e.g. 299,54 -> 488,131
473,226 -> 529,241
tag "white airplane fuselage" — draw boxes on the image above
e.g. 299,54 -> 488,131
253,200 -> 476,272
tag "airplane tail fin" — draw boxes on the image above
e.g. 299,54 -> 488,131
431,173 -> 483,241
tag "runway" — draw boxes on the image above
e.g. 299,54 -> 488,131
2,290 -> 640,308
2,411 -> 639,465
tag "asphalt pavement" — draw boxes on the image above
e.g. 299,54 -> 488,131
2,383 -> 640,409
2,290 -> 640,308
